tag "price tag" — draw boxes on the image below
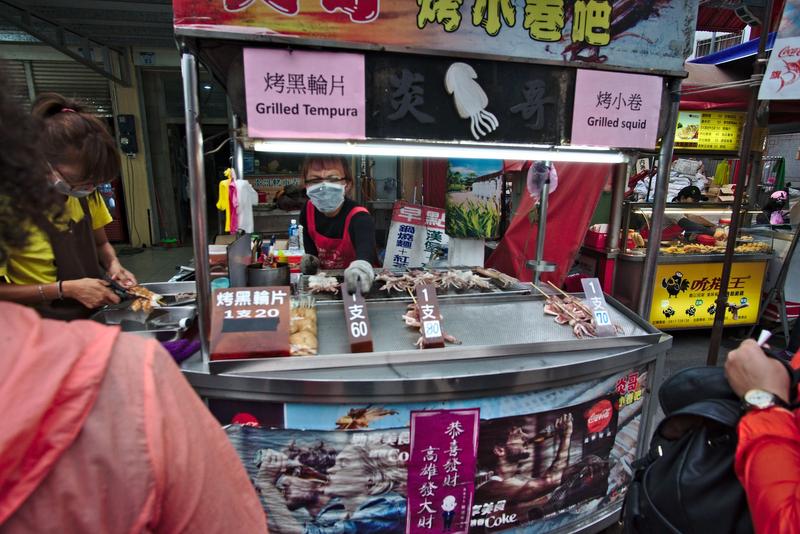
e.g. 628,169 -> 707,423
415,283 -> 444,349
580,278 -> 618,338
210,286 -> 291,360
343,289 -> 374,353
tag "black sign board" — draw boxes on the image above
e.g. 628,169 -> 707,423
343,289 -> 374,353
415,283 -> 445,349
366,53 -> 573,145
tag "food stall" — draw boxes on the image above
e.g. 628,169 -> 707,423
170,1 -> 699,532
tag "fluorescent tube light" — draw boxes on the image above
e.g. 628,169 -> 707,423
252,140 -> 628,164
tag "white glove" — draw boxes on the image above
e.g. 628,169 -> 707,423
344,260 -> 374,294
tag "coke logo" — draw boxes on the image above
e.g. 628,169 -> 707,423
584,399 -> 613,434
778,46 -> 800,58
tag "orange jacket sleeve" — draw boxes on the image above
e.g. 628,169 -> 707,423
735,350 -> 800,534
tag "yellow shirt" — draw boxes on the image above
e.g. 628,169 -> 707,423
0,191 -> 113,285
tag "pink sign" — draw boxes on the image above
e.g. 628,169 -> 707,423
571,70 -> 663,149
407,408 -> 480,534
243,48 -> 365,139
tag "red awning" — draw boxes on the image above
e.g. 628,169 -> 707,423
680,62 -> 750,110
696,6 -> 746,33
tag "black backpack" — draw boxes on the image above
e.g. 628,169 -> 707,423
622,366 -> 753,534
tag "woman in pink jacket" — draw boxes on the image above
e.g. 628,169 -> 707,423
0,72 -> 267,532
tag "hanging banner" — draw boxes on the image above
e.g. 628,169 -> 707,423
673,110 -> 745,152
384,201 -> 449,270
366,54 -> 571,144
446,159 -> 503,239
407,409 -> 480,534
570,70 -> 663,149
243,48 -> 366,139
759,1 -> 800,100
174,0 -> 699,76
649,260 -> 767,329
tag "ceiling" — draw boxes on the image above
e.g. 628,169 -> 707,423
0,0 -> 174,48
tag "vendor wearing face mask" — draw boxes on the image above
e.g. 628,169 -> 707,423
299,156 -> 378,294
0,93 -> 136,319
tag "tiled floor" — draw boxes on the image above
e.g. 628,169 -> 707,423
115,245 -> 195,283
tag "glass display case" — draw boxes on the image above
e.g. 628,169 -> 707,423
621,201 -> 774,257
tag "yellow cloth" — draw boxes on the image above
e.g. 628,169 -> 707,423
216,177 -> 231,232
714,160 -> 730,186
0,191 -> 112,285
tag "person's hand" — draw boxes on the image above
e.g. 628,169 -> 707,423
300,254 -> 321,275
62,278 -> 121,308
107,262 -> 137,287
344,260 -> 374,294
725,339 -> 791,403
255,448 -> 288,489
555,413 -> 573,438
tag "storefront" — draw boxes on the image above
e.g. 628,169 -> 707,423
168,1 -> 699,532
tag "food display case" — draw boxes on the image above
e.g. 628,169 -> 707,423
614,202 -> 772,330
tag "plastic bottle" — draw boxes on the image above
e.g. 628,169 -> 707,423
288,219 -> 300,251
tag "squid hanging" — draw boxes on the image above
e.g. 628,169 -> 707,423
445,62 -> 499,140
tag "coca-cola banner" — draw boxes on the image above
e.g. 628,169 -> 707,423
759,1 -> 800,100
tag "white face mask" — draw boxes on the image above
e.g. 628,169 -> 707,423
52,178 -> 95,198
307,181 -> 345,213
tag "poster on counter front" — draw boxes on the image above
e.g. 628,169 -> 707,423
274,366 -> 649,533
384,201 -> 449,270
649,261 -> 767,329
570,70 -> 662,149
759,1 -> 800,100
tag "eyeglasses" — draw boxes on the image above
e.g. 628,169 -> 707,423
305,175 -> 345,186
49,164 -> 99,192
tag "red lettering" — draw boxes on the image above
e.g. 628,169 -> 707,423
779,45 -> 800,58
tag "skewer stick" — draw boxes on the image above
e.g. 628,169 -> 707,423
530,284 -> 551,298
407,287 -> 418,305
547,281 -> 571,298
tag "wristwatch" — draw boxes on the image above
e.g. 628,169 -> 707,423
743,389 -> 789,411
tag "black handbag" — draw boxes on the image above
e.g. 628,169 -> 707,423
622,366 -> 753,534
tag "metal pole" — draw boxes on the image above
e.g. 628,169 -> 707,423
232,114 -> 245,182
606,161 -> 629,254
181,48 -> 211,361
638,78 -> 682,317
707,1 -> 774,366
533,163 -> 551,286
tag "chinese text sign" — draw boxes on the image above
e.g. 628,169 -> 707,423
571,70 -> 662,149
408,409 -> 480,534
243,48 -> 365,139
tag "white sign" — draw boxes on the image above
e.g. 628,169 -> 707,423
759,3 -> 800,100
384,201 -> 449,270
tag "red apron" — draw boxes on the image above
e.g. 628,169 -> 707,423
306,201 -> 369,270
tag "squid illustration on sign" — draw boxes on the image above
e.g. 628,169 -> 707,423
445,62 -> 499,140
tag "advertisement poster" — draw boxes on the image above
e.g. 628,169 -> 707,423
446,159 -> 503,239
243,48 -> 366,139
384,201 -> 449,270
275,366 -> 649,533
570,70 -> 663,149
408,409 -> 480,533
760,1 -> 800,100
174,0 -> 699,76
227,425 -> 410,534
649,261 -> 767,329
673,111 -> 745,151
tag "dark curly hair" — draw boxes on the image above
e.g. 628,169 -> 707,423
0,65 -> 59,267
